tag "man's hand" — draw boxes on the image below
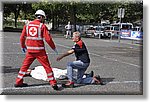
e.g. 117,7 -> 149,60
56,50 -> 74,62
22,48 -> 27,53
56,56 -> 63,61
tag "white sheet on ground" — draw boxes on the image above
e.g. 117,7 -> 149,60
30,66 -> 78,81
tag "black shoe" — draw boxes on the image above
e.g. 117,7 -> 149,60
94,75 -> 105,85
89,71 -> 94,77
84,71 -> 94,77
14,83 -> 28,87
52,84 -> 59,90
95,75 -> 101,81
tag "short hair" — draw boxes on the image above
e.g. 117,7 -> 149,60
35,15 -> 45,19
73,32 -> 81,38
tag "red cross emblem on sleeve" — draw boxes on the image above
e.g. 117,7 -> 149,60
29,27 -> 37,36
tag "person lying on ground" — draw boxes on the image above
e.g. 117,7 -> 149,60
25,66 -> 96,83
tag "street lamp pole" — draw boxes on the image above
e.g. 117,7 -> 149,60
118,12 -> 122,43
118,8 -> 125,42
0,2 -> 3,31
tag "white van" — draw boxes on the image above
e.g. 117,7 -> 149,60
104,26 -> 119,38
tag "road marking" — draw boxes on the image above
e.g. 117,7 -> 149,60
0,80 -> 142,91
56,43 -> 71,49
100,39 -> 143,47
90,53 -> 141,68
0,85 -> 51,91
56,43 -> 141,68
0,52 -> 63,55
13,43 -> 20,45
107,52 -> 126,54
5,43 -> 140,68
107,81 -> 142,84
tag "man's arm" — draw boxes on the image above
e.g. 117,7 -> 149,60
43,25 -> 56,50
20,25 -> 27,49
56,49 -> 74,61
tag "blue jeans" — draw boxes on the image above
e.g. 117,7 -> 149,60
67,60 -> 93,84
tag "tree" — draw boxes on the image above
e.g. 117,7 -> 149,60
22,3 -> 33,20
4,4 -> 22,28
3,1 -> 143,29
32,2 -> 65,30
4,3 -> 33,28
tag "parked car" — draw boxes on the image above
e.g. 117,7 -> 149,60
93,26 -> 104,39
104,25 -> 119,38
85,26 -> 105,38
85,26 -> 95,37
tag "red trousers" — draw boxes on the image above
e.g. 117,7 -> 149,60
16,51 -> 57,85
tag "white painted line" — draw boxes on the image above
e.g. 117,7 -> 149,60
0,52 -> 26,55
0,80 -> 142,91
56,43 -> 141,68
107,51 -> 126,54
0,85 -> 51,91
90,53 -> 141,68
0,52 -> 63,55
101,39 -> 143,47
107,81 -> 142,84
56,43 -> 71,49
13,43 -> 20,45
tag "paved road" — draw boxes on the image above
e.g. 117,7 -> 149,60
0,32 -> 143,95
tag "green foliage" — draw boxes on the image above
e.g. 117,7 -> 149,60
3,0 -> 143,28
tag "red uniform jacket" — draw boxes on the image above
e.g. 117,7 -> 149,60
20,19 -> 56,53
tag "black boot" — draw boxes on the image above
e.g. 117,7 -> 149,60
85,71 -> 94,77
14,83 -> 28,87
94,75 -> 105,85
89,71 -> 94,77
52,84 -> 59,90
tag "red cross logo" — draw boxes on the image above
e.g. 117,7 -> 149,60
29,27 -> 37,36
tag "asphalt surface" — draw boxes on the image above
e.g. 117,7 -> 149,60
0,32 -> 143,95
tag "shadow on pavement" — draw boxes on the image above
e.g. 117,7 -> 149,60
1,66 -> 20,74
73,77 -> 115,88
101,77 -> 115,84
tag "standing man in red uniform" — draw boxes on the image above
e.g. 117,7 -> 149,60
15,10 -> 59,90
